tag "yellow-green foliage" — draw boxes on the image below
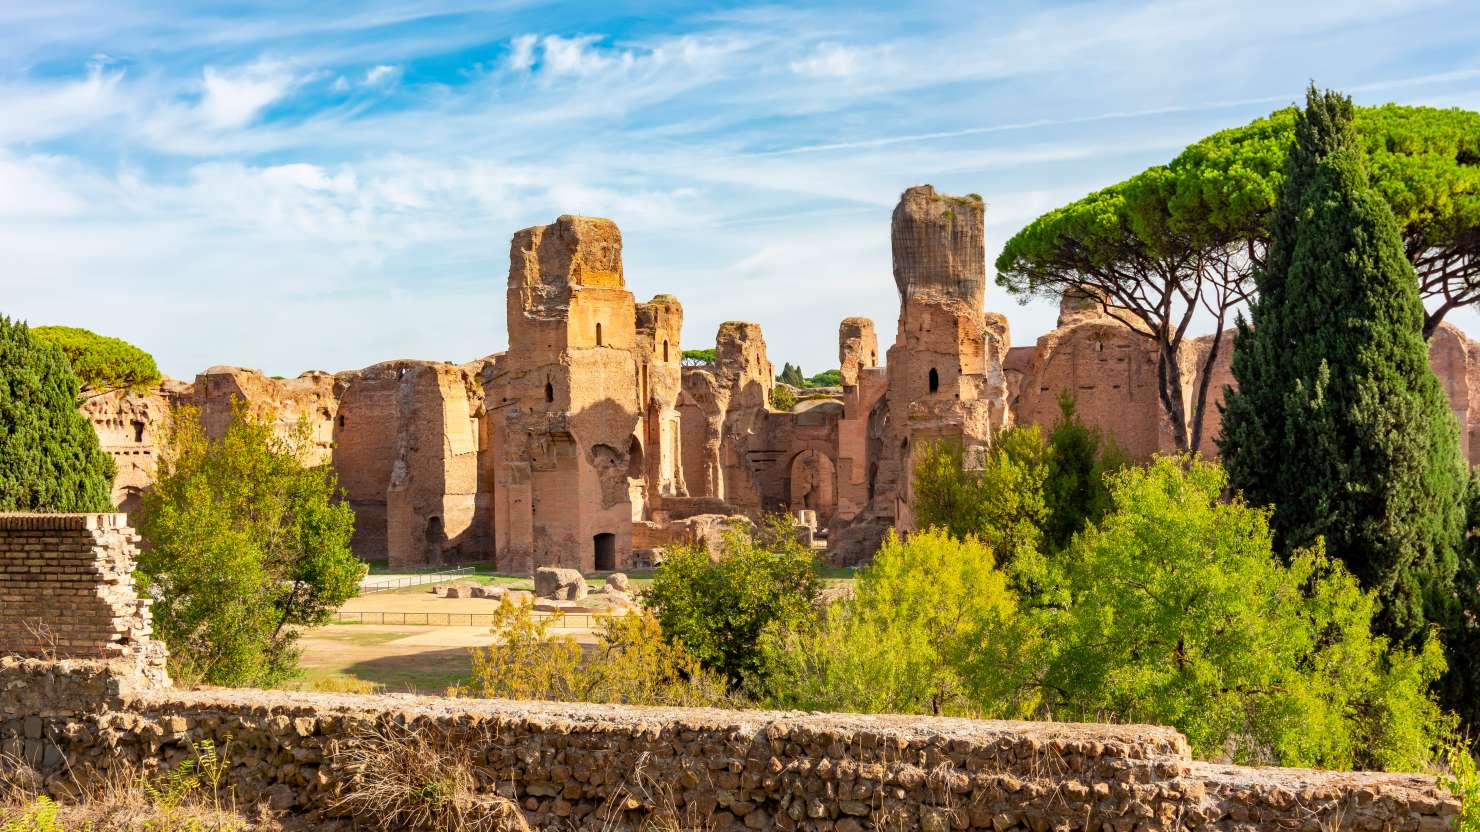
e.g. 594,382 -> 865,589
1443,739 -> 1480,832
1,797 -> 62,832
762,454 -> 1455,772
30,325 -> 160,400
469,598 -> 732,707
759,528 -> 1031,717
135,401 -> 364,687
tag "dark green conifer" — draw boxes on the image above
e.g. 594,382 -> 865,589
1219,86 -> 1466,645
0,315 -> 115,512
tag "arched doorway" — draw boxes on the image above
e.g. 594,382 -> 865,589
789,449 -> 838,525
593,532 -> 616,571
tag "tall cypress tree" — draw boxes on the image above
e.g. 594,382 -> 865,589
0,315 -> 115,512
1219,87 -> 1466,646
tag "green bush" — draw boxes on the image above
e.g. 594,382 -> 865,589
765,454 -> 1453,771
0,316 -> 115,513
31,325 -> 160,400
1032,457 -> 1450,770
770,384 -> 797,411
758,528 -> 1031,717
911,428 -> 1048,570
468,598 -> 732,706
644,517 -> 819,688
135,400 -> 363,686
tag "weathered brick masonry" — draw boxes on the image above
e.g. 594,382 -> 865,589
0,513 -> 166,681
0,515 -> 1462,830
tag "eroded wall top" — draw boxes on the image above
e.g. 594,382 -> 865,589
891,185 -> 986,309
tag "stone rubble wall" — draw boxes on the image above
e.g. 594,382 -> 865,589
0,513 -> 1460,830
0,665 -> 1457,832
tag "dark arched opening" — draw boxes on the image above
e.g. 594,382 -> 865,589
424,516 -> 445,565
596,322 -> 603,346
545,381 -> 554,402
928,368 -> 939,393
626,434 -> 644,478
594,533 -> 616,571
132,420 -> 145,443
663,340 -> 670,362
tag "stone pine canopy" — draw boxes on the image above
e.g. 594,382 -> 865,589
996,104 -> 1480,334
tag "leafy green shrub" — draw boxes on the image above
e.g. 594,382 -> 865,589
0,316 -> 115,513
1441,737 -> 1480,832
1031,457 -> 1451,770
1042,393 -> 1125,550
136,401 -> 363,687
770,384 -> 797,411
759,528 -> 1030,716
645,517 -> 819,688
30,325 -> 161,400
469,598 -> 731,706
911,428 -> 1048,570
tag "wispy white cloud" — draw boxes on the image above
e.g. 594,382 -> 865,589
1,0 -> 1477,378
198,58 -> 299,128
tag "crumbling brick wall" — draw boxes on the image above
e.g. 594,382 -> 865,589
0,512 -> 166,682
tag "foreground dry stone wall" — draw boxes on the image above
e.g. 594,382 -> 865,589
0,514 -> 1461,831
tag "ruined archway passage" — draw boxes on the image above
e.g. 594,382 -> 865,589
788,449 -> 838,527
593,532 -> 616,571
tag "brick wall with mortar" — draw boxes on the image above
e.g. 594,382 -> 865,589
0,513 -> 166,683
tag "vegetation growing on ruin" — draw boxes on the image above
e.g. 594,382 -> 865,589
1220,86 -> 1467,651
0,315 -> 116,514
135,401 -> 364,687
769,384 -> 797,411
644,516 -> 820,689
30,325 -> 161,401
996,101 -> 1480,453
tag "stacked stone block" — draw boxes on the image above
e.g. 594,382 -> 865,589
0,512 -> 166,682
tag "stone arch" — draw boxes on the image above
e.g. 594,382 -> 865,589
626,433 -> 645,479
596,322 -> 604,346
788,448 -> 838,526
928,367 -> 939,393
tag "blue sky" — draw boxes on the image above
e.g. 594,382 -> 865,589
4,0 -> 1480,379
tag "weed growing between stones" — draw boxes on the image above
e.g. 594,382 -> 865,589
331,721 -> 528,832
0,742 -> 265,831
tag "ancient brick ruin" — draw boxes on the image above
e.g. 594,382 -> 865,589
0,514 -> 1461,830
82,184 -> 1480,569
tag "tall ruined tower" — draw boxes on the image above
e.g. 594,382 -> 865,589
886,186 -> 1011,532
829,185 -> 1011,561
490,216 -> 644,573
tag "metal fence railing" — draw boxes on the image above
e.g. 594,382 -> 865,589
333,610 -> 616,628
359,566 -> 476,594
